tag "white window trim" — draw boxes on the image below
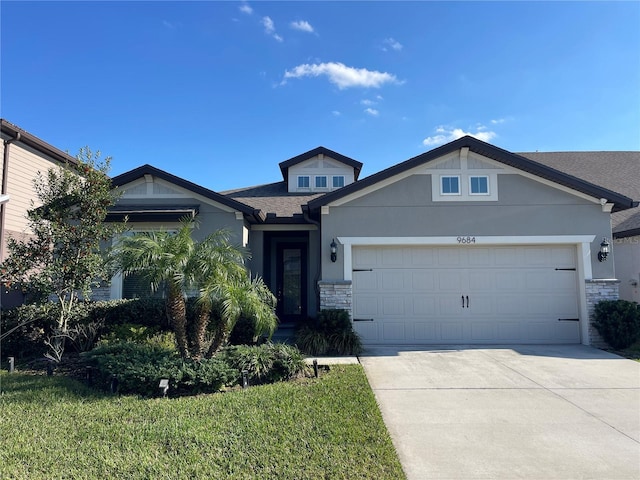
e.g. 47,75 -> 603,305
297,175 -> 310,189
315,175 -> 328,188
440,175 -> 461,195
469,175 -> 490,196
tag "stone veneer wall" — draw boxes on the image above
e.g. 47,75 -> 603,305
318,280 -> 352,315
585,279 -> 620,348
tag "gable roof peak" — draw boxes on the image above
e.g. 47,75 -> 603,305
278,146 -> 363,181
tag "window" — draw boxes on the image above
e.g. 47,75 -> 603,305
315,176 -> 327,188
297,176 -> 310,188
469,176 -> 489,195
332,176 -> 345,188
441,176 -> 460,195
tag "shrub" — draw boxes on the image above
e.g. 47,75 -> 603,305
228,315 -> 259,345
593,300 -> 640,350
221,343 -> 307,385
295,309 -> 362,356
1,298 -> 170,360
81,341 -> 234,397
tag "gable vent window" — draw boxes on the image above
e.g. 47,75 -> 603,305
315,176 -> 328,188
469,176 -> 489,195
332,176 -> 345,188
441,176 -> 460,195
298,176 -> 310,188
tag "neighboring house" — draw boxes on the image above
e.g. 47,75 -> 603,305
107,137 -> 637,347
0,119 -> 80,308
519,152 -> 640,304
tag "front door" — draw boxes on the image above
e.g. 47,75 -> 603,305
276,243 -> 307,324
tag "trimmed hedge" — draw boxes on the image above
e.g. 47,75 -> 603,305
81,342 -> 236,397
220,343 -> 307,385
593,300 -> 640,350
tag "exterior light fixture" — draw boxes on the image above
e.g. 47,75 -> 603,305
330,239 -> 337,263
159,378 -> 169,397
598,237 -> 610,262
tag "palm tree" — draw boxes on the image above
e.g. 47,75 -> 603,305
114,219 -> 276,359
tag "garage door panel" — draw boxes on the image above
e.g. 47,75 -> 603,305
441,322 -> 464,341
381,271 -> 405,290
352,271 -> 377,290
351,245 -> 580,345
414,322 -> 438,341
353,295 -> 379,316
412,272 -> 436,291
354,321 -> 378,342
470,322 -> 496,341
382,297 -> 405,316
382,322 -> 406,341
439,271 -> 465,291
412,296 -> 437,315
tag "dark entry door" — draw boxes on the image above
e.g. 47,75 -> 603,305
276,243 -> 307,324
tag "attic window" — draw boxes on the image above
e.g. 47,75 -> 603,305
469,176 -> 489,195
332,176 -> 345,188
441,176 -> 460,195
297,176 -> 310,188
315,176 -> 327,188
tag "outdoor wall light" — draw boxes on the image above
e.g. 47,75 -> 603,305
598,237 -> 610,262
330,239 -> 338,263
159,378 -> 169,397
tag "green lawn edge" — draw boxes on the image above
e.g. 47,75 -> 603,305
0,365 -> 405,480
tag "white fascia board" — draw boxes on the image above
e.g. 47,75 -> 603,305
337,235 -> 596,281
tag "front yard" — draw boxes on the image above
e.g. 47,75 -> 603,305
0,365 -> 405,479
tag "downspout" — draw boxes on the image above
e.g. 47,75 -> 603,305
1,132 -> 20,261
302,205 -> 322,316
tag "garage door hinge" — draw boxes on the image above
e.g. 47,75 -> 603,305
353,318 -> 374,322
555,268 -> 576,271
558,318 -> 580,322
352,268 -> 373,272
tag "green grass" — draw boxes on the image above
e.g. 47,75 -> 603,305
0,366 -> 405,480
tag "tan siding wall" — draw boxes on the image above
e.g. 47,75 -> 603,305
1,136 -> 70,259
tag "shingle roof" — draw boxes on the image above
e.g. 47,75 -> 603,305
519,152 -> 640,236
1,119 -> 79,166
222,182 -> 324,220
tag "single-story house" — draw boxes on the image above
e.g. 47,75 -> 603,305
1,119 -> 637,345
102,136 -> 638,347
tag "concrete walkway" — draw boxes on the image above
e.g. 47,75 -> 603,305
360,345 -> 640,480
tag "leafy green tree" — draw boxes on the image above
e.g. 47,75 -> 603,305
114,220 -> 277,360
0,147 -> 123,361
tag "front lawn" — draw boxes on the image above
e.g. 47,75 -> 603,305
0,365 -> 405,479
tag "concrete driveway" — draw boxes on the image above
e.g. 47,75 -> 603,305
359,345 -> 640,480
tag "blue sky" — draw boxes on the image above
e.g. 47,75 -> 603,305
2,1 -> 639,191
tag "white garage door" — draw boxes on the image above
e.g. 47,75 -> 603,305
352,245 -> 580,344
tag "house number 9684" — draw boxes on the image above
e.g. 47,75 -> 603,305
457,236 -> 476,244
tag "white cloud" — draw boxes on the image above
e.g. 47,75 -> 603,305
239,3 -> 253,15
290,20 -> 314,33
262,16 -> 283,42
283,62 -> 400,89
491,118 -> 506,124
423,126 -> 496,147
361,99 -> 375,106
332,110 -> 341,116
262,16 -> 275,33
162,20 -> 177,29
365,108 -> 379,116
382,38 -> 403,51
